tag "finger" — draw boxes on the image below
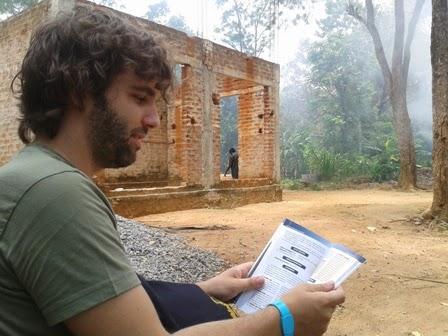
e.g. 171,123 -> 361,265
302,281 -> 335,293
236,276 -> 265,292
251,276 -> 265,288
234,262 -> 255,278
325,286 -> 345,306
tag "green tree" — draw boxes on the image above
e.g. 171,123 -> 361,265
279,0 -> 402,182
0,0 -> 116,16
145,0 -> 192,34
306,30 -> 379,154
348,0 -> 427,189
0,0 -> 38,16
214,0 -> 310,56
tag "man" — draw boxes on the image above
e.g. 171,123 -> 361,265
224,147 -> 239,179
0,7 -> 345,336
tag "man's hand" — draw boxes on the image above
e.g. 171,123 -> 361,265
197,262 -> 264,302
281,282 -> 345,336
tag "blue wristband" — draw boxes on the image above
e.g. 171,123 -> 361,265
268,299 -> 294,336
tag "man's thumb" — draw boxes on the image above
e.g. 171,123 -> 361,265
241,276 -> 265,291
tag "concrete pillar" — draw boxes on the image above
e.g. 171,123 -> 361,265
200,67 -> 215,188
272,65 -> 281,182
200,40 -> 219,188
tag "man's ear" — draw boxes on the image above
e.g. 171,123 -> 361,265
66,91 -> 91,115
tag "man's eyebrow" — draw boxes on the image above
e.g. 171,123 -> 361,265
130,85 -> 156,96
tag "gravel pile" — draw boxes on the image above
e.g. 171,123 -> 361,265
116,215 -> 227,283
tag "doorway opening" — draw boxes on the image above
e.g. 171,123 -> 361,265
220,95 -> 238,179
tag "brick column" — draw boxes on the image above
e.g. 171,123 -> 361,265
272,65 -> 281,182
263,86 -> 275,180
238,88 -> 265,178
181,65 -> 204,186
201,67 -> 216,188
166,77 -> 184,182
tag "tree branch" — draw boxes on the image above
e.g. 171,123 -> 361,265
232,0 -> 246,52
403,0 -> 426,85
391,0 -> 405,86
348,0 -> 392,92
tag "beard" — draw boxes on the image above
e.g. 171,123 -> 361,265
88,96 -> 137,169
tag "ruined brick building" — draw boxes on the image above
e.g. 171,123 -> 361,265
0,0 -> 281,216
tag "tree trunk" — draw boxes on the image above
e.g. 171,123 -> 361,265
348,0 -> 425,189
390,85 -> 417,188
390,0 -> 417,189
430,0 -> 448,220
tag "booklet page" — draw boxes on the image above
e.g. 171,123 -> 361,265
235,219 -> 331,313
235,219 -> 366,314
308,245 -> 365,287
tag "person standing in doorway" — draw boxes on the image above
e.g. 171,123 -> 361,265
224,147 -> 239,179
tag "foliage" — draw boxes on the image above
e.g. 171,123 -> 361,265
0,0 -> 117,16
280,124 -> 309,179
145,0 -> 192,34
0,0 -> 38,16
303,145 -> 340,180
214,0 -> 311,56
279,0 -> 412,184
305,21 -> 382,154
283,126 -> 401,183
414,129 -> 432,168
281,178 -> 300,190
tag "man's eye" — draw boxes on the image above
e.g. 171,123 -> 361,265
135,96 -> 146,104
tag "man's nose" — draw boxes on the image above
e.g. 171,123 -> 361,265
142,105 -> 160,129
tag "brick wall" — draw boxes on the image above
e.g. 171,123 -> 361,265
263,86 -> 275,179
238,88 -> 267,178
0,0 -> 280,186
0,0 -> 51,164
181,65 -> 204,185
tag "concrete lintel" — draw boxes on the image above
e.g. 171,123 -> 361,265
171,54 -> 202,68
220,85 -> 265,98
171,54 -> 278,88
214,66 -> 277,87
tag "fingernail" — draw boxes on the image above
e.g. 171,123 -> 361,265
255,276 -> 265,286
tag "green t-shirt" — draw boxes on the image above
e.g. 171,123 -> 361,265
0,144 -> 140,335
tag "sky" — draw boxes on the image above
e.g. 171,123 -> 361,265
108,0 -> 326,65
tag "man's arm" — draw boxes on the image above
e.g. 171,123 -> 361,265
65,282 -> 345,336
65,285 -> 280,336
65,286 -> 167,336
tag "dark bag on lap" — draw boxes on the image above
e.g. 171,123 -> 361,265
138,274 -> 238,332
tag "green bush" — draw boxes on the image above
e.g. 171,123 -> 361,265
281,179 -> 300,190
303,145 -> 341,181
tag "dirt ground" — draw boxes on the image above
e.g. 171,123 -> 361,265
136,189 -> 448,336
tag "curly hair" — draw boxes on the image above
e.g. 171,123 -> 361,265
12,6 -> 172,144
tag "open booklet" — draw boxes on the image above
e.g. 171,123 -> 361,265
235,218 -> 366,314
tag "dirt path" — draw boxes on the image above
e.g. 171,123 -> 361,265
136,189 -> 448,336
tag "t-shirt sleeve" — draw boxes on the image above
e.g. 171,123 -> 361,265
6,171 -> 140,326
